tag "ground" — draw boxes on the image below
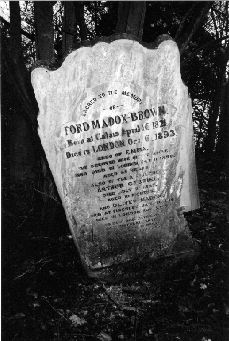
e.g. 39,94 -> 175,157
2,156 -> 229,341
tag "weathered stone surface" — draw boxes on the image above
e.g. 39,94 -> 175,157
31,38 -> 199,274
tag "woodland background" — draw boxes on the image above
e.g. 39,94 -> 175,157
1,1 -> 229,340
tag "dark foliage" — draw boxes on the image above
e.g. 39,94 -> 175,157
1,2 -> 229,340
2,159 -> 229,340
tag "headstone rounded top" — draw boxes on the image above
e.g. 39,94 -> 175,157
31,33 -> 199,275
32,35 -> 181,105
32,34 -> 176,72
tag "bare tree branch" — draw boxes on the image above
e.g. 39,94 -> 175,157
211,8 -> 219,40
175,2 -> 212,55
0,15 -> 35,40
182,35 -> 229,67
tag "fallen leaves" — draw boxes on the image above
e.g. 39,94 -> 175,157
69,314 -> 87,327
97,331 -> 112,341
200,283 -> 208,290
2,160 -> 229,340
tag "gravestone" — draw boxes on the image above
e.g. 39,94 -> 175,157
31,37 -> 199,277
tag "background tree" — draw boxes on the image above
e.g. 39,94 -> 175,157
1,3 -> 228,340
1,1 -> 228,231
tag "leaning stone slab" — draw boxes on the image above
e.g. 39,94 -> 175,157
31,37 -> 199,277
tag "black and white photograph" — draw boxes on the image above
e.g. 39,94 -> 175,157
1,1 -> 229,340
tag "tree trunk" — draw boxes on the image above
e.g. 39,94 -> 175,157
74,2 -> 87,42
34,1 -> 63,232
7,2 -> 40,182
9,1 -> 38,128
216,81 -> 229,170
175,2 -> 212,55
62,2 -> 76,55
115,1 -> 146,40
204,52 -> 228,156
9,108 -> 37,182
216,45 -> 229,169
204,98 -> 220,155
34,1 -> 54,62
